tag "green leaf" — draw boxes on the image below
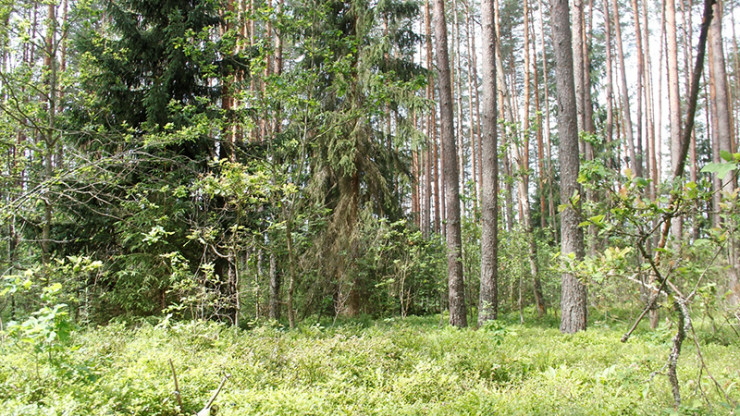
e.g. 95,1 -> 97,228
701,162 -> 737,179
720,150 -> 733,162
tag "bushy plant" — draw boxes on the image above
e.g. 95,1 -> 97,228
2,316 -> 737,415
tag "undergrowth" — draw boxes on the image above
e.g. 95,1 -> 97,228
1,312 -> 738,415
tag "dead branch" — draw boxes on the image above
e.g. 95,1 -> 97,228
169,359 -> 183,413
196,373 -> 230,416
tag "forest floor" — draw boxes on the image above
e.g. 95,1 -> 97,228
1,310 -> 738,415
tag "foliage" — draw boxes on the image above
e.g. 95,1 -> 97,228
1,316 -> 738,415
701,150 -> 740,180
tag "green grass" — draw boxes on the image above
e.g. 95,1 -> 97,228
1,313 -> 738,415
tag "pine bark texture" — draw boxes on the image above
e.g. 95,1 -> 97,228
433,0 -> 467,327
551,0 -> 587,333
479,0 -> 499,324
709,0 -> 740,305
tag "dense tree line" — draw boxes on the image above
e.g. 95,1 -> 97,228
1,0 -> 739,349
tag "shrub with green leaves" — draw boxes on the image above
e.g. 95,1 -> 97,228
1,315 -> 737,415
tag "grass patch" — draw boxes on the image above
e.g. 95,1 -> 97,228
1,315 -> 738,415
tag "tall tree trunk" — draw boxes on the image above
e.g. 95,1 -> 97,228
495,5 -> 515,233
642,0 -> 658,200
433,0 -> 467,327
680,0 -> 702,238
466,1 -> 483,201
41,1 -> 57,265
412,135 -> 420,228
709,39 -> 722,229
537,0 -> 557,237
519,0 -> 546,317
572,0 -> 585,134
709,0 -> 740,305
465,1 -> 479,208
268,7 -> 285,321
479,0 -> 499,324
603,0 -> 615,170
425,0 -> 441,234
631,0 -> 645,177
530,5 -> 547,230
582,0 -> 598,255
666,0 -> 683,239
451,0 -> 466,214
551,0 -> 587,333
612,0 -> 637,176
424,0 -> 434,237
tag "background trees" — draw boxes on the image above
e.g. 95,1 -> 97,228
0,0 -> 738,339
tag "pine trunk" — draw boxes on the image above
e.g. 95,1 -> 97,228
433,0 -> 467,327
551,0 -> 587,333
478,0 -> 499,324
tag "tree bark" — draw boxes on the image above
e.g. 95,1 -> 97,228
425,0 -> 435,237
465,1 -> 480,208
426,0 -> 442,234
479,0 -> 499,324
537,0 -> 557,237
666,0 -> 683,239
612,0 -> 637,176
709,0 -> 740,305
551,0 -> 587,333
630,0 -> 645,177
519,0 -> 546,317
603,0 -> 614,170
268,252 -> 280,320
433,0 -> 467,327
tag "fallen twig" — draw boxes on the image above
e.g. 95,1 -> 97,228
196,373 -> 230,416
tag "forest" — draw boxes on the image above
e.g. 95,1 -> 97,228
0,0 -> 739,413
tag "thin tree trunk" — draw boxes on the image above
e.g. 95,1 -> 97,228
531,6 -> 547,230
424,1 -> 434,237
603,0 -> 614,170
425,0 -> 441,234
467,1 -> 483,200
41,1 -> 57,265
613,0 -> 637,176
642,0 -> 658,200
537,0 -> 557,237
520,0 -> 546,317
465,1 -> 479,208
451,0 -> 466,214
268,252 -> 280,320
495,0 -> 514,233
709,38 -> 722,229
631,0 -> 645,177
286,219 -> 297,328
680,0 -> 702,239
666,0 -> 683,240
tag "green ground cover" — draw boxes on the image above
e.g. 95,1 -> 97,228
1,313 -> 738,415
